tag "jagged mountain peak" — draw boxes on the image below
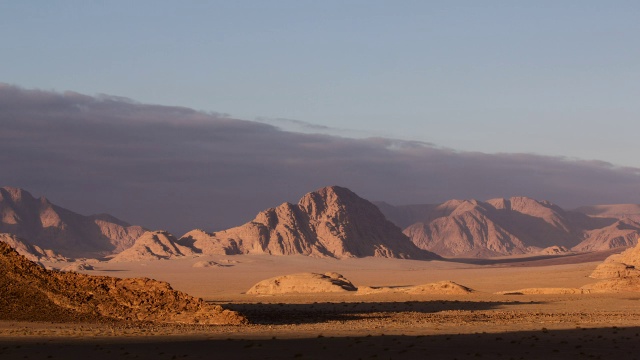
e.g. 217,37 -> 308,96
0,186 -> 35,202
183,186 -> 435,260
298,186 -> 360,217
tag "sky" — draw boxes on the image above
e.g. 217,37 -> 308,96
1,1 -> 639,167
1,2 -> 640,234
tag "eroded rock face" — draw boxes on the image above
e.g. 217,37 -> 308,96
0,242 -> 246,325
0,187 -> 145,258
182,186 -> 435,260
110,230 -> 197,262
246,272 -> 358,295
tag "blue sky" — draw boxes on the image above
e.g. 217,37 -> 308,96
2,1 -> 640,167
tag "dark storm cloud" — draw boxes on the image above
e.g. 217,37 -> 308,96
1,83 -> 639,234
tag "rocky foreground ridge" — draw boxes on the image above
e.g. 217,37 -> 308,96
378,197 -> 640,257
0,186 -> 145,258
0,242 -> 246,324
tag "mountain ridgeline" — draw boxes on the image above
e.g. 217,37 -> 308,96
0,187 -> 145,258
377,197 -> 640,257
177,186 -> 436,260
2,185 -> 640,260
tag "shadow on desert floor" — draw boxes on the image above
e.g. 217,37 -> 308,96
444,248 -> 624,267
221,300 -> 542,325
2,326 -> 640,360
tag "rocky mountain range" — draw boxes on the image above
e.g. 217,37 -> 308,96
177,186 -> 435,260
3,184 -> 640,260
377,197 -> 640,257
0,186 -> 145,258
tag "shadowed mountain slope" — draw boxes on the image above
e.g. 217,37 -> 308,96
0,186 -> 145,258
380,197 -> 640,258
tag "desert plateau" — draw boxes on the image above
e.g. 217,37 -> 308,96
3,186 -> 640,359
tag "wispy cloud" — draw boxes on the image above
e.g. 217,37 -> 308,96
2,84 -> 639,235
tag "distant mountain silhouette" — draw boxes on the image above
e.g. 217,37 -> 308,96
0,186 -> 145,258
378,197 -> 640,257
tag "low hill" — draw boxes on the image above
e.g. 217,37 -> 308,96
110,230 -> 197,262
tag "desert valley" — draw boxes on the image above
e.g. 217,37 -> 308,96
3,185 -> 640,359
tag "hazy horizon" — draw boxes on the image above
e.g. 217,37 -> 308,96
1,84 -> 639,235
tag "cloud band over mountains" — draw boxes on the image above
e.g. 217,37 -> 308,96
1,84 -> 639,234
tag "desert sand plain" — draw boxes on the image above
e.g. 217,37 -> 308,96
4,249 -> 640,359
